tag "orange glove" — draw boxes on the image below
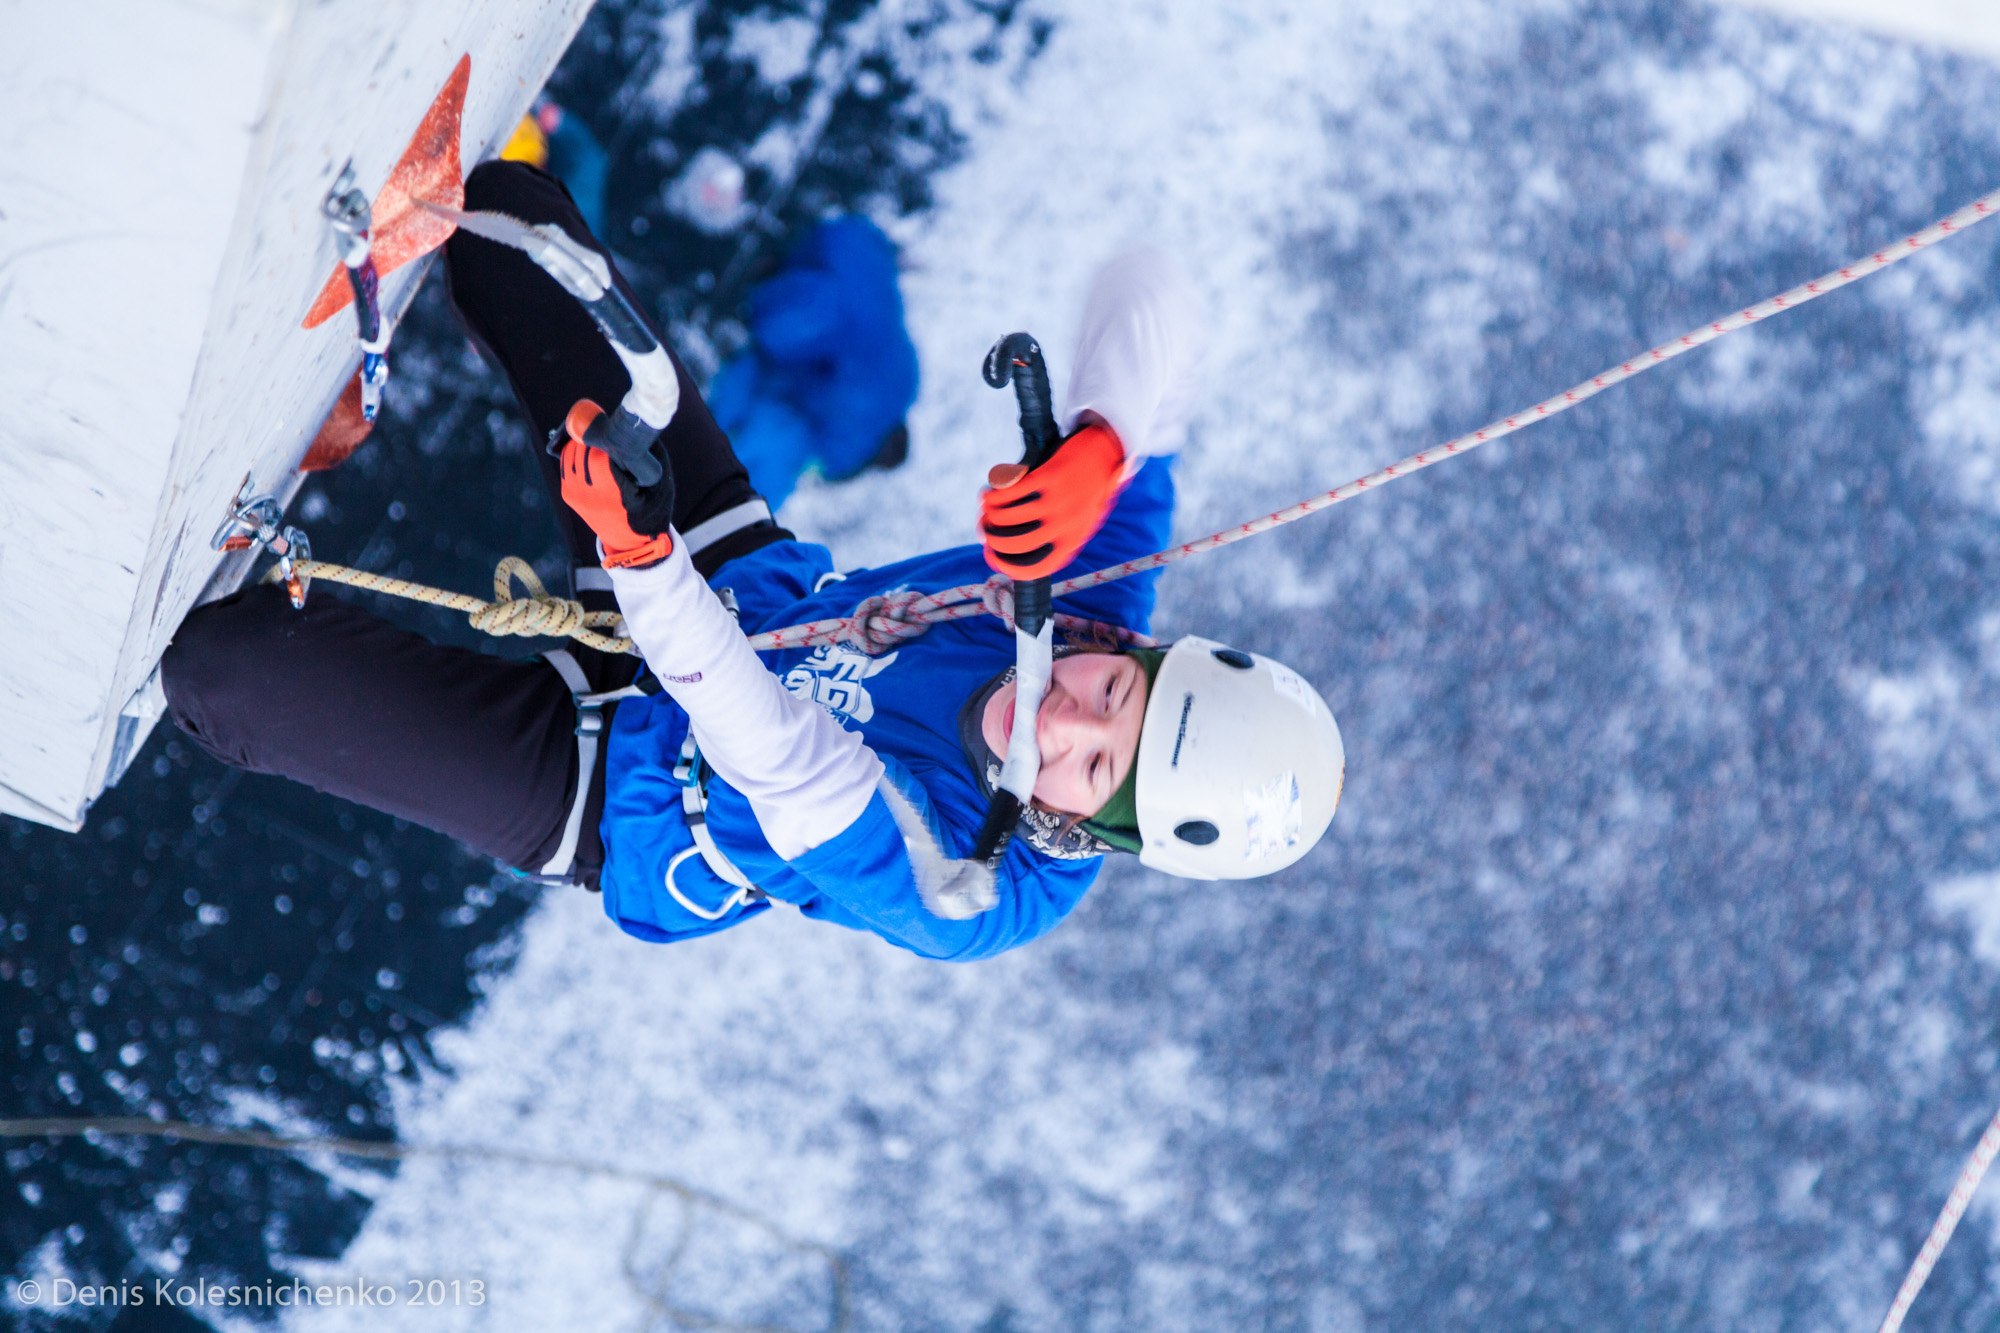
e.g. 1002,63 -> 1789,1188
980,424 -> 1126,580
559,404 -> 676,569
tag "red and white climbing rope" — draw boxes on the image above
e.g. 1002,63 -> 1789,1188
294,189 -> 2000,659
744,186 -> 2000,656
1877,1106 -> 2000,1333
743,573 -> 1153,654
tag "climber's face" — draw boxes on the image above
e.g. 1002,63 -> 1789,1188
980,650 -> 1149,818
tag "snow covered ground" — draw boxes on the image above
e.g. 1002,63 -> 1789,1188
258,1 -> 2000,1328
18,0 -> 2000,1329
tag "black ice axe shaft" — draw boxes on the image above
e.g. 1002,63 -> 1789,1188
416,200 -> 673,486
970,332 -> 1062,866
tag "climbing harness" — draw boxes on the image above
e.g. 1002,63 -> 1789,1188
678,496 -> 777,555
320,162 -> 391,421
539,589 -> 766,905
664,585 -> 766,914
536,648 -> 631,884
519,650 -> 769,898
666,732 -> 766,918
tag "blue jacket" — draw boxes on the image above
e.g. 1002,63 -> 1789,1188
596,457 -> 1176,961
707,217 -> 920,506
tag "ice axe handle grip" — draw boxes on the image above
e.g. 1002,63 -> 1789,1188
559,400 -> 665,488
971,332 -> 1060,868
983,332 -> 1060,465
982,332 -> 1059,635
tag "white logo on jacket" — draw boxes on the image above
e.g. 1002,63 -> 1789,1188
781,644 -> 898,723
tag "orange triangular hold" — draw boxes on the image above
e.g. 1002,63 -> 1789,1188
301,369 -> 375,471
303,54 -> 471,329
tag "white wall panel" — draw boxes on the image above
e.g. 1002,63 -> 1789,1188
0,0 -> 593,829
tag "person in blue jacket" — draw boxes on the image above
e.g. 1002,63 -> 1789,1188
706,215 -> 920,507
160,160 -> 1345,963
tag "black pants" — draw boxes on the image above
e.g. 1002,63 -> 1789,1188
162,161 -> 788,881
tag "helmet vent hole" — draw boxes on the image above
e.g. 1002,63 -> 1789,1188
1174,820 -> 1219,846
1212,648 -> 1253,670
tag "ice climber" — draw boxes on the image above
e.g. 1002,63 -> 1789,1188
160,160 -> 1345,962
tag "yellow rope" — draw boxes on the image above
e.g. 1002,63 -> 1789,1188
272,555 -> 637,655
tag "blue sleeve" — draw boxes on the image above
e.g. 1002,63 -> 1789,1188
739,757 -> 1099,962
1050,454 -> 1177,636
706,538 -> 840,630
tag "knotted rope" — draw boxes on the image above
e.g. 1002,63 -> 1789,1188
278,557 -> 1151,656
271,555 -> 633,655
756,577 -> 1156,653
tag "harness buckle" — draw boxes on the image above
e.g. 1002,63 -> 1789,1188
670,733 -> 763,901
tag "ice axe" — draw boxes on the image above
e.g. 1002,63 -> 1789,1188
417,199 -> 677,486
969,332 -> 1062,867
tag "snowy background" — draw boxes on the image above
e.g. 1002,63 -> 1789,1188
13,0 -> 2000,1328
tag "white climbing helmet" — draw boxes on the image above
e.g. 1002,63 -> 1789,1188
1133,636 -> 1345,880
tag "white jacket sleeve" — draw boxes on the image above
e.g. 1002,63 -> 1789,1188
607,539 -> 883,860
1059,247 -> 1206,464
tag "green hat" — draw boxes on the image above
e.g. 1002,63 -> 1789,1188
1080,647 -> 1165,854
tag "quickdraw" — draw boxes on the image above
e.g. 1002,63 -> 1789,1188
320,163 -> 391,421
